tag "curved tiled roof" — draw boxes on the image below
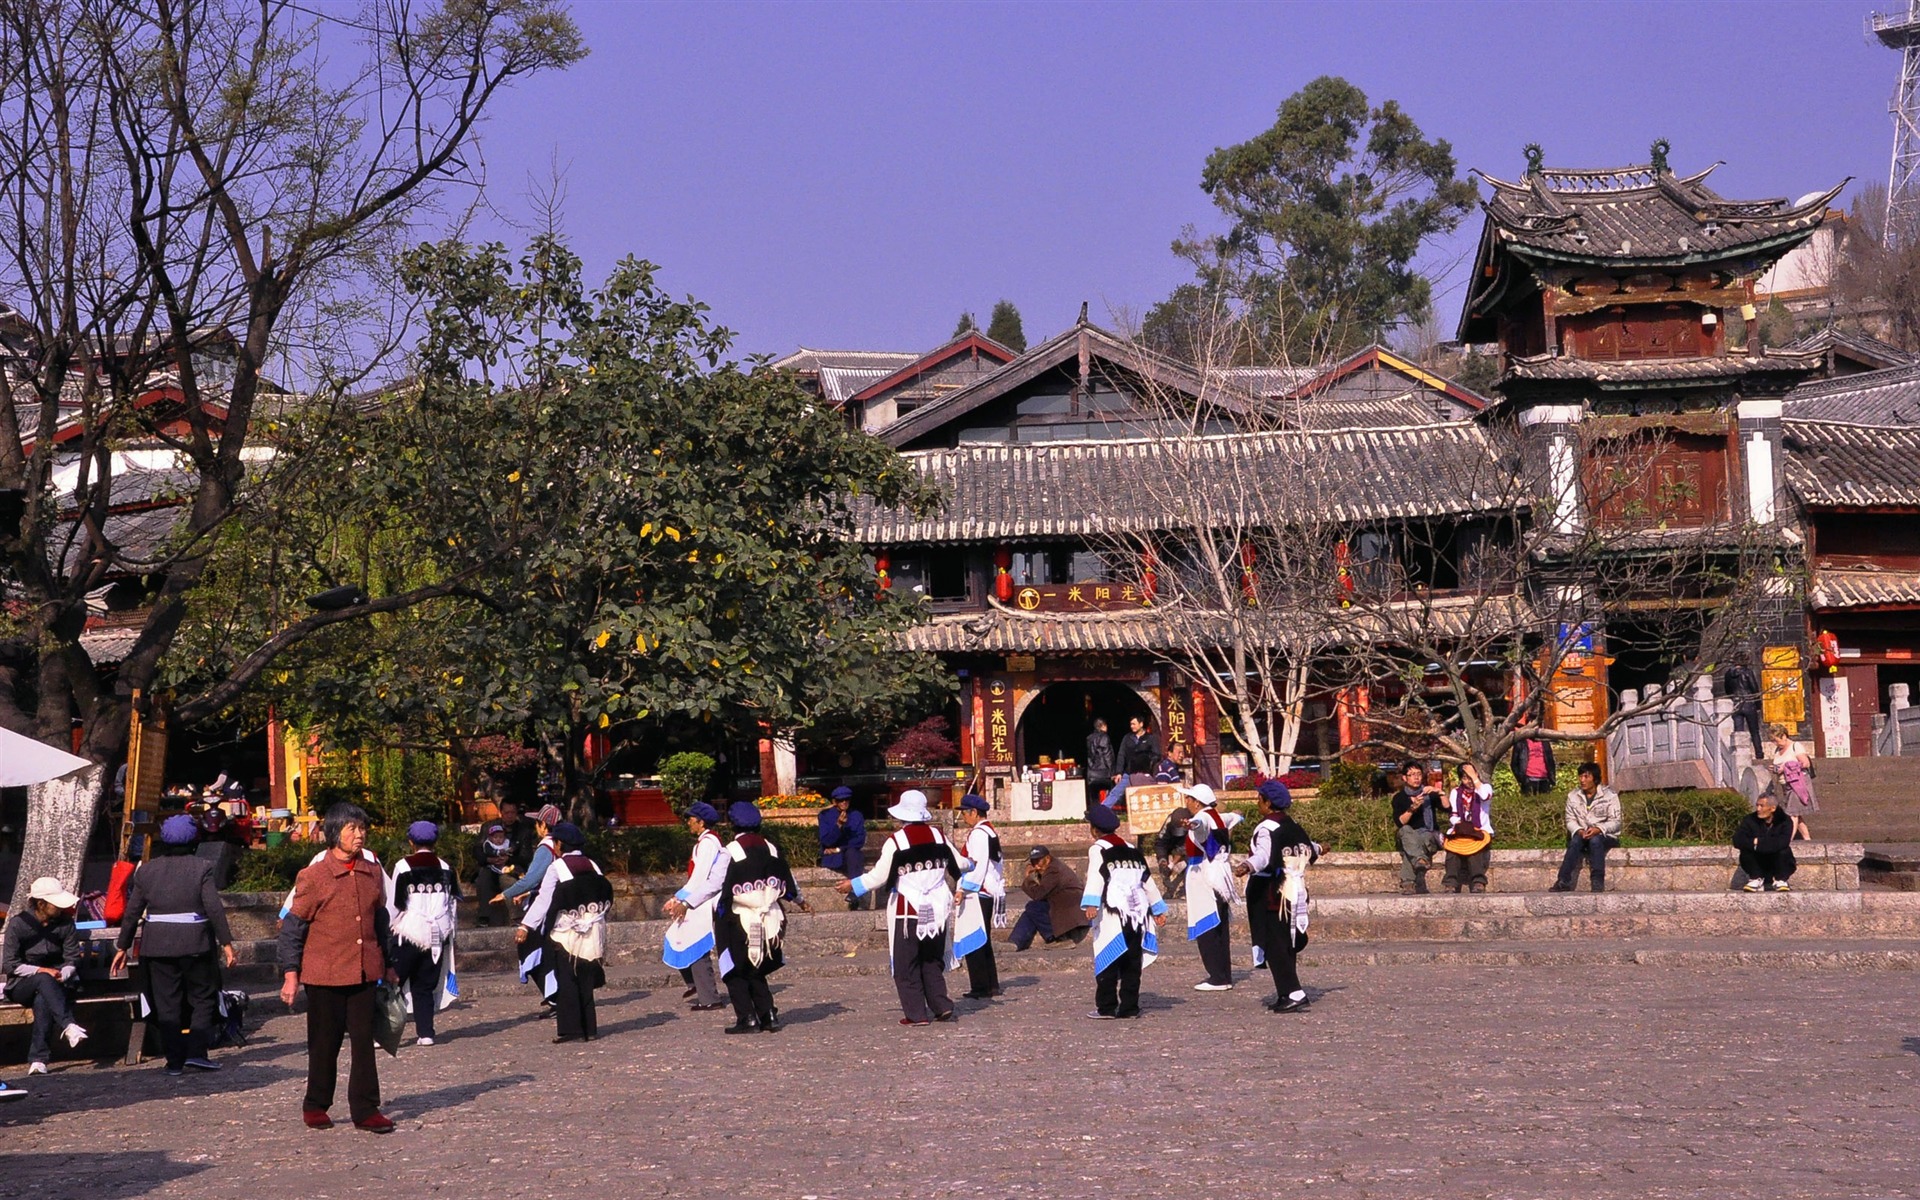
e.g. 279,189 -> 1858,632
1784,363 -> 1920,425
1505,350 -> 1823,388
1783,420 -> 1920,508
857,423 -> 1514,544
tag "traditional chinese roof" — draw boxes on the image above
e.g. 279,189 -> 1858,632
1783,326 -> 1917,376
1784,363 -> 1920,425
848,332 -> 1018,405
1808,569 -> 1920,611
1503,349 -> 1823,390
856,423 -> 1511,544
1459,153 -> 1845,341
769,347 -> 919,375
1276,344 -> 1490,413
1783,420 -> 1920,508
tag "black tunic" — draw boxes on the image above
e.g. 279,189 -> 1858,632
714,833 -> 799,979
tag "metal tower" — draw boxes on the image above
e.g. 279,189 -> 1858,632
1873,1 -> 1920,239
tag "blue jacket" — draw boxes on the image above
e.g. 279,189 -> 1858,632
817,807 -> 866,857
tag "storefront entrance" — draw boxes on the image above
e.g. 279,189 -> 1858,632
1016,681 -> 1154,771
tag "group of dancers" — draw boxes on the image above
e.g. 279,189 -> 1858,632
652,778 -> 1322,1031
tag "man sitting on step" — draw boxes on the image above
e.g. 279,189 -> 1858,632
1733,793 -> 1797,893
1551,763 -> 1621,893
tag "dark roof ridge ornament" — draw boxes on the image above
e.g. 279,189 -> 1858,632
1524,143 -> 1544,176
1651,139 -> 1671,174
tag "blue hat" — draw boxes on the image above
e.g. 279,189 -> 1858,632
729,801 -> 763,829
830,786 -> 854,802
407,820 -> 439,844
960,793 -> 989,814
552,821 -> 587,848
1257,780 -> 1293,810
1086,804 -> 1120,833
160,814 -> 200,845
687,801 -> 720,824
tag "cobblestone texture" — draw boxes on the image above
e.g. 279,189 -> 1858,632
2,959 -> 1917,1200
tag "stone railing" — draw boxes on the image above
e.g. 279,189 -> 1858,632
1607,677 -> 1755,795
1872,683 -> 1920,757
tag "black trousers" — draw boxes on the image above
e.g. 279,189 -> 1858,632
303,981 -> 380,1121
1740,847 -> 1797,884
5,972 -> 77,1063
1733,705 -> 1765,757
963,895 -> 1000,995
472,870 -> 508,925
1195,904 -> 1233,985
550,949 -> 600,1040
1556,834 -> 1615,890
891,921 -> 952,1023
1094,926 -> 1144,1017
1245,876 -> 1279,964
1264,919 -> 1302,1000
146,952 -> 220,1068
389,942 -> 441,1039
724,961 -> 775,1026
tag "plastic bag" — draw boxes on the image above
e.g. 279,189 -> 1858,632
372,982 -> 405,1057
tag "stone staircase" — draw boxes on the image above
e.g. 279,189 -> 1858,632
1800,757 -> 1920,843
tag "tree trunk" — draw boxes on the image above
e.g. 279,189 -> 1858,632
11,763 -> 104,914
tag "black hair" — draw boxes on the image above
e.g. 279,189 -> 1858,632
322,803 -> 371,848
1577,762 -> 1601,779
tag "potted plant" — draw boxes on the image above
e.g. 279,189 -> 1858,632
883,717 -> 963,808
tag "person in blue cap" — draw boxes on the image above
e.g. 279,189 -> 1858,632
387,821 -> 460,1046
713,802 -> 808,1034
111,813 -> 235,1075
953,794 -> 1004,1000
1235,781 -> 1320,1013
817,787 -> 868,911
1079,802 -> 1166,1019
517,822 -> 612,1043
661,801 -> 728,1011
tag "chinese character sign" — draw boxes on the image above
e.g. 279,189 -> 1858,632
984,678 -> 1015,767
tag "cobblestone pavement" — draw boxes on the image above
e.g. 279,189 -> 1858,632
2,958 -> 1917,1200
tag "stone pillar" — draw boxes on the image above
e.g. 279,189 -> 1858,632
774,735 -> 797,798
1736,397 -> 1785,526
1517,403 -> 1587,535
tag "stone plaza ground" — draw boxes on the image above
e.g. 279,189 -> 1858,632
2,950 -> 1918,1200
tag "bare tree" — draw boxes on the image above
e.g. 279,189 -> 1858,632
0,0 -> 583,907
1317,419 -> 1786,779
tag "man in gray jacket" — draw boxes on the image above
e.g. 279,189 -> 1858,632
1550,762 -> 1622,893
111,814 -> 237,1074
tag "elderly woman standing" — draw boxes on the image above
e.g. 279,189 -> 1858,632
3,877 -> 89,1075
1766,723 -> 1818,840
111,814 -> 236,1075
278,804 -> 397,1134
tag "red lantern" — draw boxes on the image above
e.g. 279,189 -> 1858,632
993,546 -> 1014,602
875,551 -> 892,591
1141,547 -> 1158,603
1238,540 -> 1258,606
1817,629 -> 1841,674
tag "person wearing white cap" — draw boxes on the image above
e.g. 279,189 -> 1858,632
836,789 -> 962,1026
2,877 -> 89,1074
1179,784 -> 1242,991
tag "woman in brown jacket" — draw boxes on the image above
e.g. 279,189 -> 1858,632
278,804 -> 398,1134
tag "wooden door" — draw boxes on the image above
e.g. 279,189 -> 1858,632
1845,665 -> 1881,752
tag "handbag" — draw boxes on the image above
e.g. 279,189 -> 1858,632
372,982 -> 406,1057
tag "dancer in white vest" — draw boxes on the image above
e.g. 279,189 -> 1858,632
661,802 -> 729,1012
1080,803 -> 1167,1019
1181,784 -> 1242,991
385,821 -> 459,1046
953,793 -> 1005,1001
837,789 -> 961,1026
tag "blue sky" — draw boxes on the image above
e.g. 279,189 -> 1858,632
466,0 -> 1890,358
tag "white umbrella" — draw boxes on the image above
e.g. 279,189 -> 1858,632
0,726 -> 93,787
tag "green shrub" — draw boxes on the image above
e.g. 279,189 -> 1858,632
657,752 -> 716,810
1316,760 -> 1377,801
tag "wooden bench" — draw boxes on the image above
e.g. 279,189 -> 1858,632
0,990 -> 146,1065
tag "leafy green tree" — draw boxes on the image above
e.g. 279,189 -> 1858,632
1149,75 -> 1476,365
985,301 -> 1027,352
170,237 -> 949,814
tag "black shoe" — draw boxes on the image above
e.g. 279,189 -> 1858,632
1270,998 -> 1310,1014
933,1010 -> 956,1022
761,1017 -> 782,1033
1547,882 -> 1573,893
723,1021 -> 759,1035
680,987 -> 698,1000
551,1035 -> 583,1044
689,1001 -> 727,1011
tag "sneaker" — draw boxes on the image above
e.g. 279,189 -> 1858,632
1086,1010 -> 1117,1020
165,1065 -> 184,1077
184,1057 -> 220,1072
302,1108 -> 333,1130
1743,878 -> 1765,893
26,1062 -> 47,1076
414,1037 -> 434,1047
1193,982 -> 1233,992
1772,880 -> 1792,892
353,1112 -> 396,1135
61,1024 -> 87,1049
0,1081 -> 26,1101
1468,881 -> 1487,894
